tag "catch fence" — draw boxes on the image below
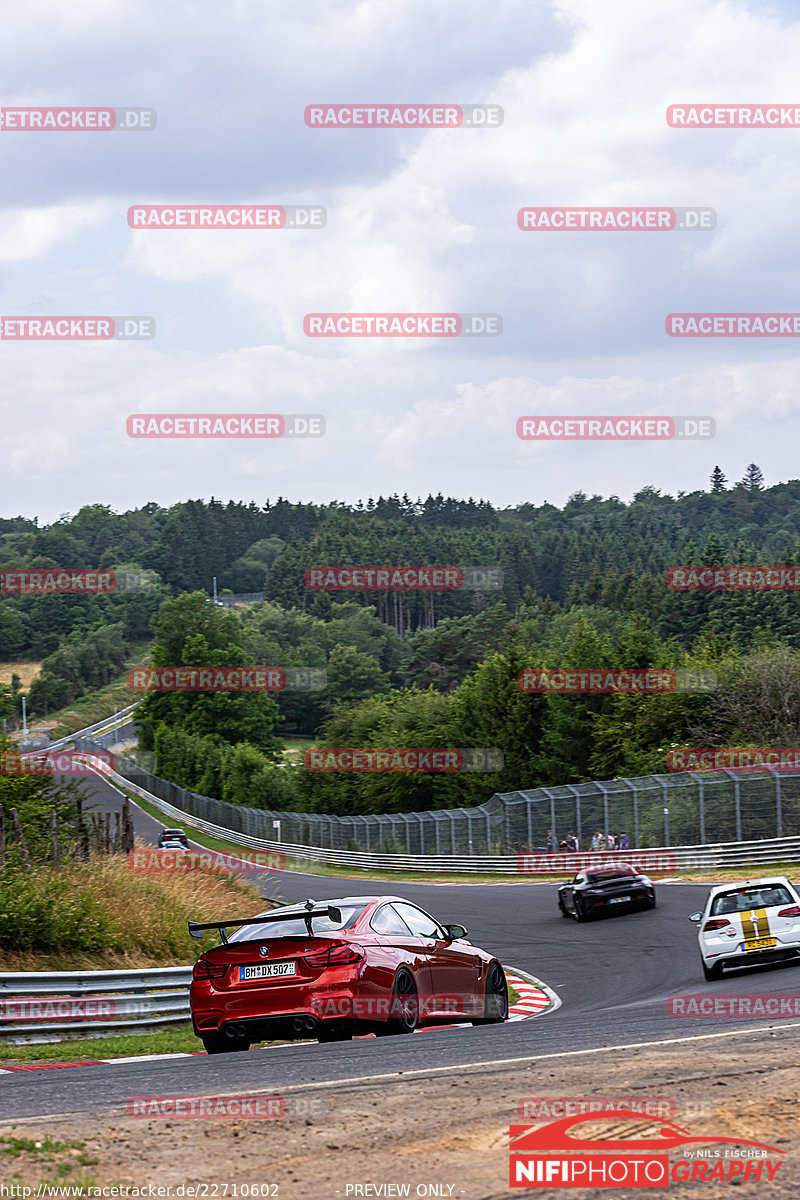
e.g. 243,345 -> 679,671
74,739 -> 800,857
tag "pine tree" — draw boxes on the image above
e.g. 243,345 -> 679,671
710,466 -> 727,493
739,463 -> 764,491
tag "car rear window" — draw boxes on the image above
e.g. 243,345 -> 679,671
586,870 -> 636,882
711,886 -> 794,915
227,904 -> 367,942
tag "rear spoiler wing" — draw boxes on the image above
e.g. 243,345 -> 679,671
188,904 -> 342,943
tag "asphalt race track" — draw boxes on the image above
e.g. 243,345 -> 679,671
3,771 -> 800,1121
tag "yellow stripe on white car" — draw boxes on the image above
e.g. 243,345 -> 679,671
740,908 -> 770,941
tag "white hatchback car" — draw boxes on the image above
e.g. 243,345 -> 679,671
689,876 -> 800,981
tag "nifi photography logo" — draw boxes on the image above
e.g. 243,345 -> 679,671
509,1108 -> 784,1188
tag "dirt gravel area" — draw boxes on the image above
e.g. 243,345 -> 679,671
2,1027 -> 798,1198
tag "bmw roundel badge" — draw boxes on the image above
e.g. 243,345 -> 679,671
259,946 -> 269,957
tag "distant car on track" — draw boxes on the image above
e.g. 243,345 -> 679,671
188,895 -> 508,1053
689,875 -> 800,981
158,828 -> 189,848
558,863 -> 656,921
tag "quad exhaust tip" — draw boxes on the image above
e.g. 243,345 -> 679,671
291,1015 -> 319,1035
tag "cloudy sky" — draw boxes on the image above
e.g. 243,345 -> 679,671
2,0 -> 799,523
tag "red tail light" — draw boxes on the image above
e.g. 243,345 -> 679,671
304,943 -> 364,968
193,958 -> 228,980
703,919 -> 732,932
778,906 -> 800,917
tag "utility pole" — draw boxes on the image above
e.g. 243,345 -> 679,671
213,576 -> 218,603
21,695 -> 28,743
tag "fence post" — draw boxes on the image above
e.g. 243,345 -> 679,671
687,772 -> 705,843
51,809 -> 59,864
596,782 -> 610,840
765,768 -> 784,838
621,778 -> 641,848
0,808 -> 5,867
659,777 -> 669,847
564,785 -> 581,849
720,770 -> 742,841
10,808 -> 31,870
526,795 -> 533,849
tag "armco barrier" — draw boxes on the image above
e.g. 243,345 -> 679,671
74,749 -> 800,873
27,702 -> 141,756
0,966 -> 191,1043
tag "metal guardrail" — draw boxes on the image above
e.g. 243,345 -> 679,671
0,966 -> 192,1043
39,703 -> 141,755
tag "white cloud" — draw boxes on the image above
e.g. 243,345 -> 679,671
2,0 -> 800,519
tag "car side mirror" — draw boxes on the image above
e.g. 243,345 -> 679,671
443,923 -> 468,941
688,912 -> 702,923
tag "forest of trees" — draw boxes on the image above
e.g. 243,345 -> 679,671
8,466 -> 800,814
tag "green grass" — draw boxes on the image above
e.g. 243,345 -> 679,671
40,641 -> 151,738
280,736 -> 318,764
0,1023 -> 205,1063
0,1133 -> 99,1193
0,1135 -> 85,1157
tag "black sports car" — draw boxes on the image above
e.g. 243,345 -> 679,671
558,863 -> 656,921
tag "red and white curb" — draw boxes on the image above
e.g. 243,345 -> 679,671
505,969 -> 558,1020
0,967 -> 557,1073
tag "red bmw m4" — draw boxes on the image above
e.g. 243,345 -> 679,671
189,895 -> 508,1052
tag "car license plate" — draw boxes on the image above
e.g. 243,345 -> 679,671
240,962 -> 297,980
741,938 -> 776,952
608,897 -> 628,904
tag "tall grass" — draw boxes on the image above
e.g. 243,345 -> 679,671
0,849 -> 267,970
